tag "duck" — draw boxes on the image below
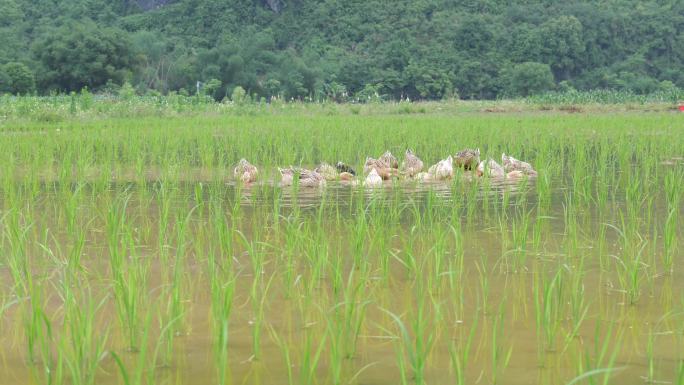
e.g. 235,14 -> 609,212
278,167 -> 295,186
340,172 -> 361,186
505,170 -> 526,180
339,172 -> 354,181
364,157 -> 398,180
476,158 -> 505,178
278,167 -> 326,187
401,149 -> 424,177
364,168 -> 383,187
314,162 -> 339,181
427,155 -> 454,180
335,161 -> 356,176
298,169 -> 327,187
234,158 -> 258,183
379,151 -> 399,169
453,148 -> 481,171
502,153 -> 537,176
364,157 -> 384,174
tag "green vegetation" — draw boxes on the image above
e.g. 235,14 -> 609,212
0,91 -> 681,127
507,62 -> 555,97
0,62 -> 35,94
0,99 -> 682,384
1,0 -> 683,99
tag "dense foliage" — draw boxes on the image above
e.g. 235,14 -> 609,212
1,0 -> 683,100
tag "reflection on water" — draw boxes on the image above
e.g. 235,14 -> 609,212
0,173 -> 681,385
238,174 -> 535,209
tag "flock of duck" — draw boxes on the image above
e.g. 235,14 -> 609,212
233,149 -> 537,187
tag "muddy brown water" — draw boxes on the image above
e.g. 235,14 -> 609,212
0,175 -> 682,385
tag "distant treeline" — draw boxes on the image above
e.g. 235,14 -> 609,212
0,0 -> 683,100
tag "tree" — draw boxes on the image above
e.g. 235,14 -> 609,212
507,24 -> 542,64
506,62 -> 555,97
405,62 -> 453,100
454,60 -> 498,100
2,62 -> 35,94
0,0 -> 23,27
539,16 -> 585,80
32,21 -> 135,92
0,0 -> 26,64
2,0 -> 683,98
203,78 -> 223,99
131,30 -> 172,92
453,15 -> 496,54
356,83 -> 381,102
0,69 -> 10,93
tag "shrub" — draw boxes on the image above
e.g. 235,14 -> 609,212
356,84 -> 382,103
203,78 -> 222,100
119,82 -> 137,101
231,86 -> 247,104
2,62 -> 36,94
506,62 -> 555,97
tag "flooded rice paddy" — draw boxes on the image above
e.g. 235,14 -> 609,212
0,112 -> 683,385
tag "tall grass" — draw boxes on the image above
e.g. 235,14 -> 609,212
525,88 -> 682,105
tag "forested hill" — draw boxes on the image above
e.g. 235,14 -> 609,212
1,0 -> 683,100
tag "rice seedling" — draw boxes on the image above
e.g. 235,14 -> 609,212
449,310 -> 478,385
208,257 -> 236,385
111,309 -> 154,385
510,208 -> 532,271
570,319 -> 624,385
106,194 -> 152,352
0,100 -> 681,385
534,268 -> 563,362
490,300 -> 514,385
475,256 -> 491,315
267,326 -> 295,385
57,286 -> 110,385
382,303 -> 435,385
330,268 -> 371,361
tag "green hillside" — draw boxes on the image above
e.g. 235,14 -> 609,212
1,0 -> 682,99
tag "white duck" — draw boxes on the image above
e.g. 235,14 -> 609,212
364,168 -> 383,187
278,167 -> 294,186
476,158 -> 505,178
502,153 -> 537,176
427,155 -> 454,180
